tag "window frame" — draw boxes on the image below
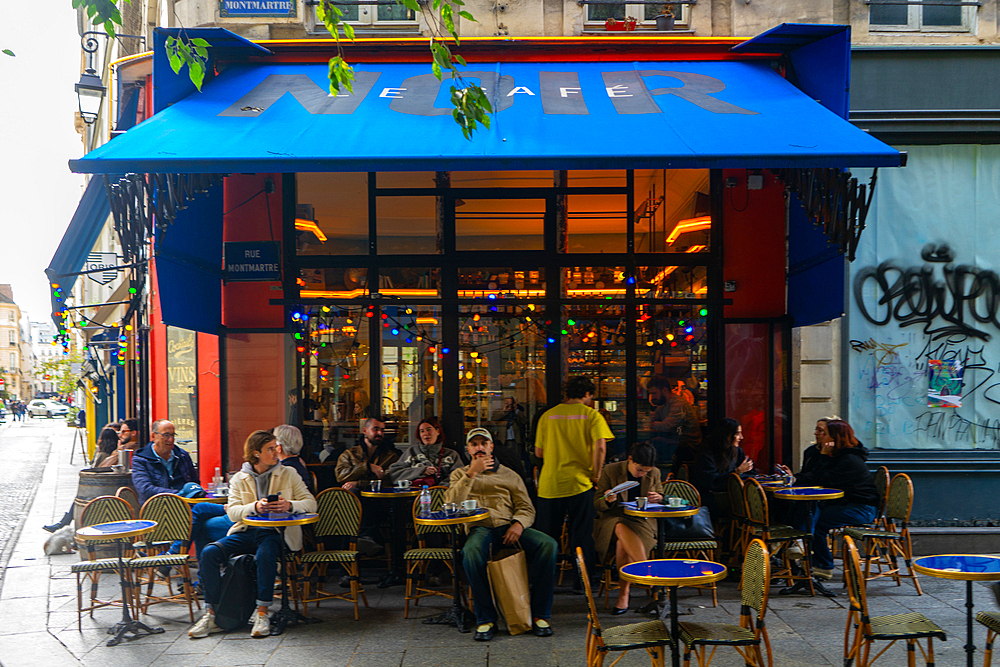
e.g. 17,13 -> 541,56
584,1 -> 690,30
313,2 -> 420,29
868,1 -> 974,33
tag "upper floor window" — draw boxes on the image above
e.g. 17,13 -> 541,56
7,331 -> 14,346
7,312 -> 13,322
585,1 -> 687,30
318,2 -> 417,28
869,0 -> 972,31
9,353 -> 15,368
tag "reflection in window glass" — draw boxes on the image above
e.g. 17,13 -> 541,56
636,265 -> 708,300
564,305 -> 627,457
636,169 -> 711,253
456,199 -> 545,251
567,195 -> 627,253
297,173 -> 368,255
458,267 -> 545,299
377,197 -> 439,254
380,306 -> 441,448
459,305 -> 546,444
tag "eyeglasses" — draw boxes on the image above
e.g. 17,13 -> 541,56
155,432 -> 176,439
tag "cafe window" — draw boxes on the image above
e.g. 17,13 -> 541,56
166,327 -> 198,464
322,1 -> 417,26
379,305 -> 441,448
585,1 -> 687,28
297,172 -> 369,256
869,0 -> 972,31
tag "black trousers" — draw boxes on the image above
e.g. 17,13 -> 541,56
536,487 -> 596,584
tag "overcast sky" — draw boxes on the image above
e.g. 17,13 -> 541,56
1,4 -> 87,323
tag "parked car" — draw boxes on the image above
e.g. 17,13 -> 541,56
27,400 -> 69,419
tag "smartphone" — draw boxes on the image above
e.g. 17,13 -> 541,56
267,494 -> 279,502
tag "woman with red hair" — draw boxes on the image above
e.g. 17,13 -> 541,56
778,419 -> 879,580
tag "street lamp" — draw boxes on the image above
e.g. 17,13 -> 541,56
76,66 -> 106,125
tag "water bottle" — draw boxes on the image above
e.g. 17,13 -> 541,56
419,485 -> 432,517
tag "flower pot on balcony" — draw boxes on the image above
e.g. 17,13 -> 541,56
655,14 -> 675,30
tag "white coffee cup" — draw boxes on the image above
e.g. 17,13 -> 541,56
395,479 -> 412,489
461,499 -> 478,511
668,496 -> 684,508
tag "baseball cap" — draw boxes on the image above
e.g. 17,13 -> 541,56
465,427 -> 493,444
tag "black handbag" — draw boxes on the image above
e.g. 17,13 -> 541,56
213,553 -> 257,631
662,506 -> 715,540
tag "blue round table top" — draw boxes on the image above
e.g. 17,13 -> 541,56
243,512 -> 319,527
360,487 -> 422,497
622,501 -> 700,518
76,519 -> 157,541
773,487 -> 844,500
619,559 -> 728,587
413,507 -> 490,526
913,555 -> 1000,581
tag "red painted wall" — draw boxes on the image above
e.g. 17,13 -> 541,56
722,169 -> 786,319
197,333 -> 222,483
149,258 -> 169,421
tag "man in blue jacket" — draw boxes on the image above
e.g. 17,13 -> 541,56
132,420 -> 197,504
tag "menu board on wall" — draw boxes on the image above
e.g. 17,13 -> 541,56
167,327 -> 199,463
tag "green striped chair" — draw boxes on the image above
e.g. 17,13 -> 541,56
842,535 -> 944,667
577,546 -> 671,667
403,486 -> 454,618
299,488 -> 368,620
977,611 -> 1000,667
70,495 -> 135,630
743,479 -> 815,595
843,473 -> 923,595
127,493 -> 199,622
679,538 -> 772,667
662,480 -> 719,606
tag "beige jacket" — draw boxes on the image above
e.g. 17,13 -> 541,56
445,464 -> 535,529
227,464 -> 318,551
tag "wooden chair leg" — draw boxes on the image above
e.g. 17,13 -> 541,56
906,639 -> 916,667
984,629 -> 996,667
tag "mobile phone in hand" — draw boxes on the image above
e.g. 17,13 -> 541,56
267,494 -> 279,502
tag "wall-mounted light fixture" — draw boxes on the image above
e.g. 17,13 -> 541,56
76,31 -> 146,125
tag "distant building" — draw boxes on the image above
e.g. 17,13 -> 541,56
0,285 -> 24,399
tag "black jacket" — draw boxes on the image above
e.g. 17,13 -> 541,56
692,447 -> 750,500
794,445 -> 879,507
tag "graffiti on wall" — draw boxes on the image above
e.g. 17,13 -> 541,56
850,244 -> 1000,449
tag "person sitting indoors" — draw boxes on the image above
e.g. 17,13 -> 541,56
132,420 -> 198,504
100,418 -> 140,468
776,419 -> 879,580
691,418 -> 754,518
189,430 -> 317,639
387,416 -> 463,487
445,427 -> 558,642
594,441 -> 663,614
648,374 -> 702,475
274,424 -> 315,495
91,426 -> 121,468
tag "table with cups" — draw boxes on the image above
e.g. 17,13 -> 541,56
414,502 -> 489,632
361,480 -> 420,587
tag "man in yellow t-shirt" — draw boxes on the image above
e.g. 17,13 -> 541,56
534,376 -> 614,586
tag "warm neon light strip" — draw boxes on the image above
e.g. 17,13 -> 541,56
295,219 -> 328,242
665,216 -> 712,245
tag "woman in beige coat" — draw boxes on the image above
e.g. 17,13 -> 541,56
593,441 -> 663,613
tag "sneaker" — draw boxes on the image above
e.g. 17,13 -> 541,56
251,612 -> 270,638
812,567 -> 834,580
188,612 -> 223,638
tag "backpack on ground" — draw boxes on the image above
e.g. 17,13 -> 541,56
212,553 -> 257,631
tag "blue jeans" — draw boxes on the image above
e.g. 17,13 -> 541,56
200,527 -> 282,609
191,502 -> 234,562
461,525 -> 557,626
789,502 -> 878,570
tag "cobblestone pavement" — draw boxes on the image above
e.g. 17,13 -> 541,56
0,419 -> 55,593
0,425 -> 994,667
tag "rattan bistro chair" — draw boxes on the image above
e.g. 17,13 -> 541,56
115,486 -> 139,519
678,538 -> 773,667
577,547 -> 671,667
842,535 -> 945,667
299,488 -> 369,620
70,495 -> 135,629
843,473 -> 923,595
127,493 -> 199,622
743,479 -> 815,595
403,486 -> 454,618
661,480 -> 719,606
727,474 -> 750,562
976,611 -> 1000,667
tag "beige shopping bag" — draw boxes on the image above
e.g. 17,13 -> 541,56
486,548 -> 532,635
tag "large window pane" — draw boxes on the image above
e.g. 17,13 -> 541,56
869,3 -> 908,24
450,171 -> 553,188
377,196 -> 439,254
380,305 -> 441,448
563,266 -> 627,299
637,265 -> 709,299
923,0 -> 962,25
297,172 -> 368,255
456,199 -> 545,251
458,267 -> 545,299
167,326 -> 198,464
567,195 -> 627,253
636,169 -> 711,253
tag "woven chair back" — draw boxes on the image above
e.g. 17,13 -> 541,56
743,479 -> 769,527
872,466 -> 889,513
413,486 -> 448,535
727,473 -> 746,520
884,473 -> 914,523
115,486 -> 139,519
662,480 -> 700,506
675,464 -> 690,482
575,546 -> 603,635
842,535 -> 869,620
314,488 -> 362,538
79,496 -> 134,546
138,493 -> 193,544
740,538 -> 770,618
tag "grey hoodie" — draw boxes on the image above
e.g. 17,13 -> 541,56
241,461 -> 278,501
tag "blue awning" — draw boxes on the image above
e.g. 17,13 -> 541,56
44,178 -> 112,325
70,58 -> 902,174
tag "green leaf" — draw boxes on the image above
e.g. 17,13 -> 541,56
190,38 -> 210,47
455,54 -> 466,66
188,59 -> 205,91
2,49 -> 14,57
458,10 -> 475,21
399,0 -> 420,11
343,22 -> 355,40
168,49 -> 183,74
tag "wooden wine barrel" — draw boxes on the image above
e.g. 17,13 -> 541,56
73,469 -> 135,560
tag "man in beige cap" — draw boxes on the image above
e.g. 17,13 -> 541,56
445,427 -> 557,642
